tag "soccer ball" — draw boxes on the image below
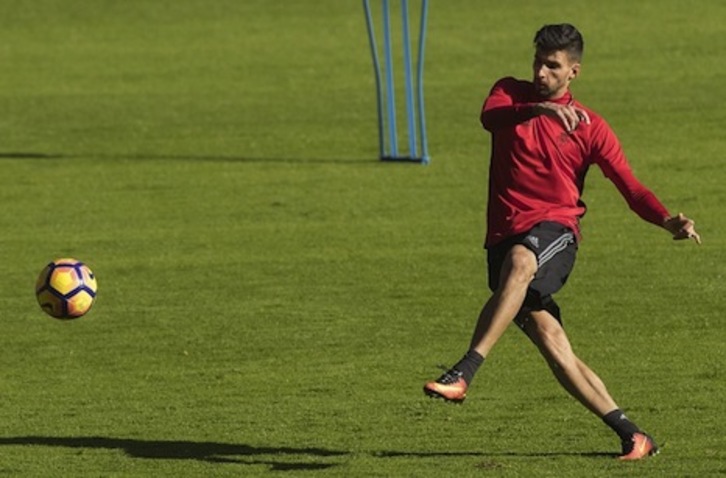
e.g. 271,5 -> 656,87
35,258 -> 98,319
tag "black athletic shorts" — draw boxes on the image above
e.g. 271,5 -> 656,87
486,221 -> 577,323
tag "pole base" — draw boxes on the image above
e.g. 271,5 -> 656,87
381,155 -> 430,165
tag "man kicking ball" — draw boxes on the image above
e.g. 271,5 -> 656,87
424,23 -> 700,460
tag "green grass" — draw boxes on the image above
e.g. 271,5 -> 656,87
0,1 -> 724,476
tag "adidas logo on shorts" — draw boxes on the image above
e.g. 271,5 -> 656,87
525,235 -> 540,249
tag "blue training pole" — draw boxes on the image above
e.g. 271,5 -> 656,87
363,0 -> 429,163
382,0 -> 398,158
416,0 -> 430,163
363,0 -> 385,160
401,0 -> 418,159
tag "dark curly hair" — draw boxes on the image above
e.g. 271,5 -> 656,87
534,24 -> 584,62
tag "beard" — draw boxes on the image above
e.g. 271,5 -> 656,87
533,78 -> 564,99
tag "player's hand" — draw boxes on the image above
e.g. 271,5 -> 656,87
534,101 -> 590,133
663,213 -> 701,244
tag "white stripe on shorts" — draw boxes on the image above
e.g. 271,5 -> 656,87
537,232 -> 574,267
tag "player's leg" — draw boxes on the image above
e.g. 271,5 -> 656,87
519,309 -> 617,415
423,222 -> 574,403
469,244 -> 537,357
422,244 -> 536,402
519,309 -> 659,460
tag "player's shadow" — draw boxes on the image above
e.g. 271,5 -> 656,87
0,436 -> 346,471
375,449 -> 616,459
0,435 -> 617,471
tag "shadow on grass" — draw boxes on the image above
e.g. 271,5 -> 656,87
0,436 -> 345,472
375,450 -> 616,458
0,435 -> 617,472
0,152 -> 378,165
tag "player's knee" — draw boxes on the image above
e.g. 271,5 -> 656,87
505,246 -> 537,284
538,322 -> 576,370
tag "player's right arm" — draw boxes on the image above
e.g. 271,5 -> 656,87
480,77 -> 589,133
532,102 -> 590,133
480,78 -> 539,131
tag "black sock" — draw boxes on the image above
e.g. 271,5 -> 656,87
452,350 -> 485,384
602,409 -> 641,442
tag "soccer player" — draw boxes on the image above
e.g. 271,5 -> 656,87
423,23 -> 701,460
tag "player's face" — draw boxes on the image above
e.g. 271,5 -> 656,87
532,49 -> 580,99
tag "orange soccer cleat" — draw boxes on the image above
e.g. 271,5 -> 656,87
423,369 -> 468,403
618,432 -> 660,461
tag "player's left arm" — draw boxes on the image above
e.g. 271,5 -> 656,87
591,120 -> 701,244
610,171 -> 701,244
663,213 -> 701,244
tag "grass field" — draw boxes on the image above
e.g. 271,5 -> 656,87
1,1 -> 724,476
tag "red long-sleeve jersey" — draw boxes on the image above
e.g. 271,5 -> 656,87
480,77 -> 670,248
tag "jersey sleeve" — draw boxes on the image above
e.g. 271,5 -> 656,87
590,119 -> 670,227
480,77 -> 539,131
